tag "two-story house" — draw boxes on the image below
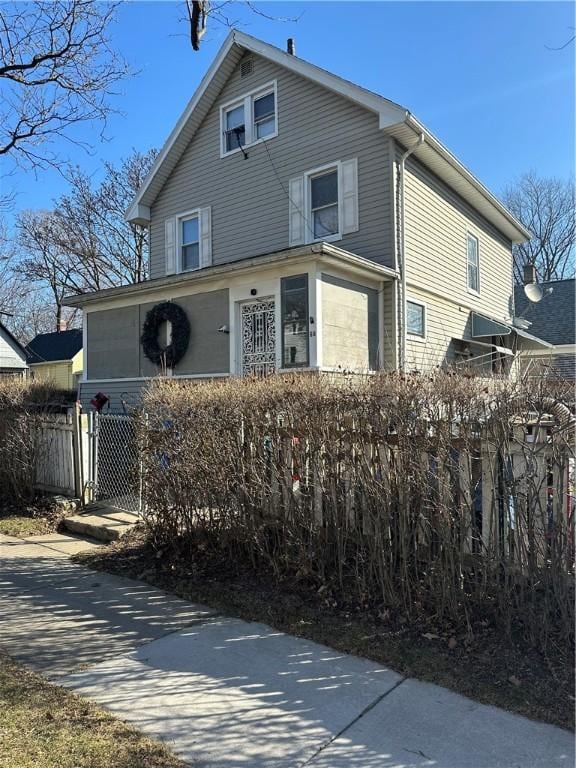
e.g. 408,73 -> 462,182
65,32 -> 549,412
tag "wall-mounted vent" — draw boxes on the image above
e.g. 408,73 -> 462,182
240,58 -> 254,78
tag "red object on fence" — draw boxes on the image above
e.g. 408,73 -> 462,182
90,392 -> 109,413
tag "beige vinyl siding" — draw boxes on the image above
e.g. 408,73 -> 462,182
404,287 -> 493,373
380,280 -> 397,370
402,154 -> 514,322
321,275 -> 378,371
150,54 -> 394,279
30,361 -> 73,389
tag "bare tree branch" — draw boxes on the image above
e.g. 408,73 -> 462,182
503,172 -> 575,283
0,0 -> 130,170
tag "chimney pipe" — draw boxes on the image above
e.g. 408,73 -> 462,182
523,263 -> 537,285
287,38 -> 295,56
57,318 -> 68,333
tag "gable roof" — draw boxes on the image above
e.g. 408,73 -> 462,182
26,329 -> 83,365
0,321 -> 28,368
514,279 -> 575,346
126,31 -> 530,244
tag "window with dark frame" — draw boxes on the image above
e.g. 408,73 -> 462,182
407,300 -> 425,337
281,274 -> 309,368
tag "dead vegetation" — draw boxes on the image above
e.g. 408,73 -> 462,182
135,372 -> 574,660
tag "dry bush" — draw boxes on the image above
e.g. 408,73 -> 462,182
0,379 -> 76,504
139,372 -> 575,655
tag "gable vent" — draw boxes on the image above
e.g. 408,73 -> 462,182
240,58 -> 253,78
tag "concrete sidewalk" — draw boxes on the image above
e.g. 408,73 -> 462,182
1,533 -> 573,768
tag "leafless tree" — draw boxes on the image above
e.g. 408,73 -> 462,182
503,172 -> 575,284
17,210 -> 77,332
0,0 -> 130,170
184,1 -> 301,51
54,148 -> 158,287
15,149 -> 157,331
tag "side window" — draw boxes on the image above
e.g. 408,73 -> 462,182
407,299 -> 426,339
281,274 -> 309,368
467,234 -> 480,293
181,216 -> 200,271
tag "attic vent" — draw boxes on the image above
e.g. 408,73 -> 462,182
240,58 -> 253,78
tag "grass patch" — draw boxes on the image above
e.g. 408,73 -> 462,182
0,652 -> 185,768
0,515 -> 55,538
75,526 -> 575,733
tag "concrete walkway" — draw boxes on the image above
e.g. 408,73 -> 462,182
0,533 -> 573,768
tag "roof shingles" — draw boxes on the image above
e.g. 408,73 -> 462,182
26,329 -> 83,365
514,279 -> 575,347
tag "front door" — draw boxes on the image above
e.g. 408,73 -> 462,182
240,297 -> 276,376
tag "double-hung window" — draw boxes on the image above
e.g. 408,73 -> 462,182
221,82 -> 277,156
181,216 -> 200,271
467,233 -> 480,293
310,169 -> 339,240
407,299 -> 426,339
289,159 -> 358,247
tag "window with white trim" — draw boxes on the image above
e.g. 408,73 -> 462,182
221,82 -> 277,156
288,158 -> 359,246
467,233 -> 480,293
164,207 -> 212,276
407,300 -> 426,338
310,168 -> 339,240
181,216 -> 200,271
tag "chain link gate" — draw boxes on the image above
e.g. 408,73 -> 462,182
89,412 -> 143,513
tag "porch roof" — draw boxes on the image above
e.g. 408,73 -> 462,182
63,243 -> 398,310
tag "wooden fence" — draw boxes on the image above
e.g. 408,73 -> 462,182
35,406 -> 90,498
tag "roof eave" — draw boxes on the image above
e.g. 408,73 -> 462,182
389,115 -> 531,243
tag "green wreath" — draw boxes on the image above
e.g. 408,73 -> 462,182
141,301 -> 191,367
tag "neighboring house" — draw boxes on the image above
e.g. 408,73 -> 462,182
64,32 -> 549,412
514,278 -> 575,381
0,321 -> 28,378
26,329 -> 83,389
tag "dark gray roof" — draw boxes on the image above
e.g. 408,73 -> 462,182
26,329 -> 83,364
514,279 -> 575,346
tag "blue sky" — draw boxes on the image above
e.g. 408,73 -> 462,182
2,1 -> 574,223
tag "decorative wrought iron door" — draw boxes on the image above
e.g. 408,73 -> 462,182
241,297 -> 276,376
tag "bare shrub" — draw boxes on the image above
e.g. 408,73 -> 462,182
139,372 -> 575,655
0,379 -> 75,504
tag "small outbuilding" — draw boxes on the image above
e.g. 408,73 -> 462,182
26,328 -> 83,389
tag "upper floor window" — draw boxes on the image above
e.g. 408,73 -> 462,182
288,158 -> 359,247
310,169 -> 339,239
467,233 -> 480,293
181,216 -> 200,271
407,299 -> 426,339
221,81 -> 277,157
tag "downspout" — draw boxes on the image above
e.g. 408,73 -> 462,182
398,133 -> 425,370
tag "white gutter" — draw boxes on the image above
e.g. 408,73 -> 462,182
398,133 -> 425,370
